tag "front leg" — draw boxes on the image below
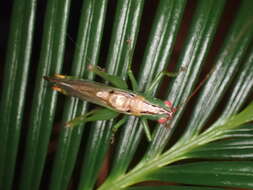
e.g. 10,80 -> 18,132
145,67 -> 187,96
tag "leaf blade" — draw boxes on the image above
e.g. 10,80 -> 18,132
145,161 -> 253,188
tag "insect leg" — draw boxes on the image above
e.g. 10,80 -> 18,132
125,39 -> 139,91
127,65 -> 139,92
87,64 -> 128,90
65,108 -> 119,128
110,116 -> 128,143
145,71 -> 168,95
145,68 -> 186,95
140,118 -> 152,142
112,115 -> 128,133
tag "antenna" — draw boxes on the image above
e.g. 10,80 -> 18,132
176,66 -> 216,110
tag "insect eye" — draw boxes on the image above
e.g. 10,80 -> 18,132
164,100 -> 173,108
171,107 -> 177,113
158,118 -> 167,124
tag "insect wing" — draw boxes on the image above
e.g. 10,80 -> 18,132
45,77 -> 133,111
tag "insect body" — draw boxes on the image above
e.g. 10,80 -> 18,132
44,76 -> 175,123
44,65 -> 177,141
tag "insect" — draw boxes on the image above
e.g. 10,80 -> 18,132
44,64 -> 182,141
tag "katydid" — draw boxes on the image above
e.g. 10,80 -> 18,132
44,64 -> 180,141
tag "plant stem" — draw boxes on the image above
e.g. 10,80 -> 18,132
98,111 -> 245,190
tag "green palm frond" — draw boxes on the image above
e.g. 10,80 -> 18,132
1,0 -> 253,190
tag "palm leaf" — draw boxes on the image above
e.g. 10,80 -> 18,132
1,0 -> 253,190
